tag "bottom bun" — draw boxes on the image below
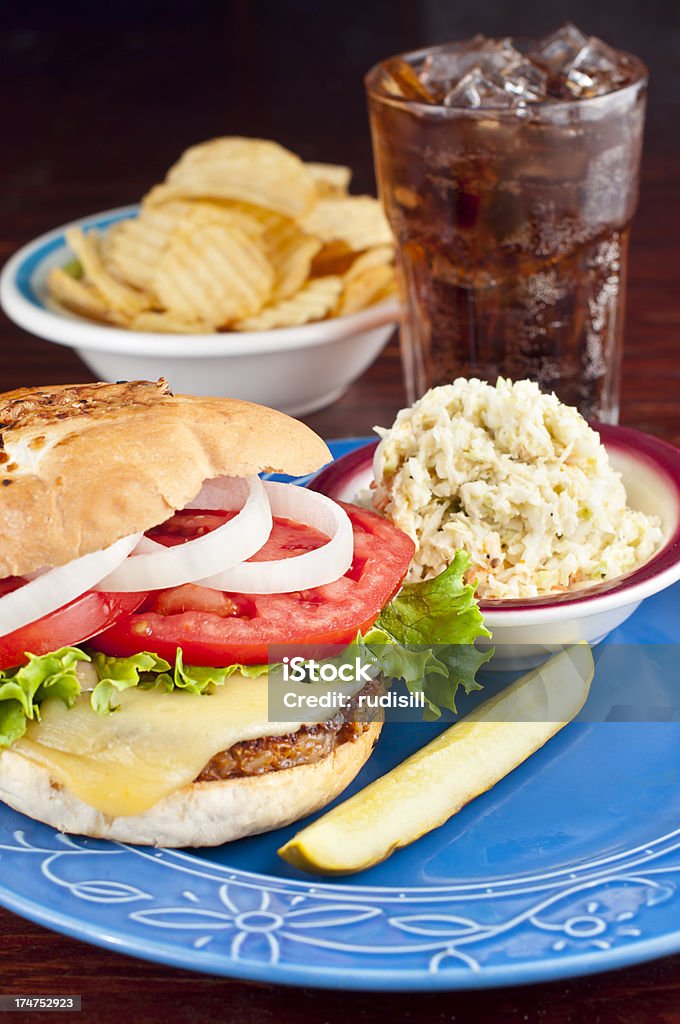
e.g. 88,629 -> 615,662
0,722 -> 382,847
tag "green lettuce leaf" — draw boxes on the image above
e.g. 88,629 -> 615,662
89,651 -> 173,714
363,552 -> 493,717
172,649 -> 269,692
0,647 -> 272,746
89,648 -> 270,713
0,648 -> 89,747
377,552 -> 491,646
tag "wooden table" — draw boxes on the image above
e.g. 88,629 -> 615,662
1,2 -> 679,1019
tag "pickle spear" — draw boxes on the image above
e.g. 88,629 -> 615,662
278,644 -> 594,876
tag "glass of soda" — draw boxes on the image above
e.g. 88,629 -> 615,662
365,24 -> 648,421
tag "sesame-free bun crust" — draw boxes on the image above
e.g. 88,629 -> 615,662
0,722 -> 381,847
0,379 -> 330,576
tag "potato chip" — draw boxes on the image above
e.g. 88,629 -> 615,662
101,204 -> 199,293
46,267 -> 127,325
140,192 -> 267,236
130,310 -> 218,334
159,137 -> 317,218
235,276 -> 343,331
264,221 -> 322,300
309,240 -> 357,278
66,227 -> 150,318
153,222 -> 274,324
338,264 -> 397,316
215,201 -> 289,235
108,200 -> 268,291
300,196 -> 393,251
344,245 -> 395,283
372,275 -> 398,304
306,162 -> 352,197
102,217 -> 168,293
175,202 -> 266,240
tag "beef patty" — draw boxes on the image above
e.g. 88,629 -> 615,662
197,679 -> 382,781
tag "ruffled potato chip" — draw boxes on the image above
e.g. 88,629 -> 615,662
129,310 -> 218,333
46,267 -> 128,325
306,162 -> 352,197
65,228 -> 150,318
103,214 -> 171,294
174,202 -> 265,240
104,200 -> 268,297
159,137 -> 317,218
300,196 -> 393,251
265,221 -> 322,300
153,222 -> 274,324
309,240 -> 357,278
140,193 -> 267,235
235,276 -> 343,331
344,245 -> 395,282
338,263 -> 397,316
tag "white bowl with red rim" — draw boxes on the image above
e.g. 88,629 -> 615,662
308,424 -> 680,666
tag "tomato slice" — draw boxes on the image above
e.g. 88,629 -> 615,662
0,589 -> 148,671
90,502 -> 415,666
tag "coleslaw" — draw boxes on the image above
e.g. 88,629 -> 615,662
372,378 -> 663,599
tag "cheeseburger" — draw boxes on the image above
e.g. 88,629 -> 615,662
0,379 -> 487,848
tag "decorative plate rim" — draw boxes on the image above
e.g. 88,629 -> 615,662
0,822 -> 679,991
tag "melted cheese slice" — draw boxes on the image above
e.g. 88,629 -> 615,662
15,675 -> 301,818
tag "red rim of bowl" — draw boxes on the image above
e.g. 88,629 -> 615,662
309,423 -> 680,614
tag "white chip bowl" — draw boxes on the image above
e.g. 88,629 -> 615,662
0,206 -> 400,416
309,425 -> 680,669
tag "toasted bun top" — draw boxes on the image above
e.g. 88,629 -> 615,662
0,379 -> 331,576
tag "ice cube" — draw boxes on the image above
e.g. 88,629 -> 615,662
419,35 -> 489,97
529,22 -> 589,75
419,36 -> 525,100
443,67 -> 517,110
563,36 -> 632,98
498,58 -> 548,101
481,38 -> 525,77
477,40 -> 548,103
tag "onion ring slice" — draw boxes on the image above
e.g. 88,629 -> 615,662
198,481 -> 353,593
0,533 -> 141,637
95,476 -> 272,592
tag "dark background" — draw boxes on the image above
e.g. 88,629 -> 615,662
2,0 -> 680,440
1,2 -> 680,1021
3,0 -> 680,195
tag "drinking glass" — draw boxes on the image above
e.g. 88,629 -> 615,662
365,35 -> 648,421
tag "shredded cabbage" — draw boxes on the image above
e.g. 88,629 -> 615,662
372,378 -> 663,599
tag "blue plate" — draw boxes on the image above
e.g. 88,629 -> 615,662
1,439 -> 679,990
